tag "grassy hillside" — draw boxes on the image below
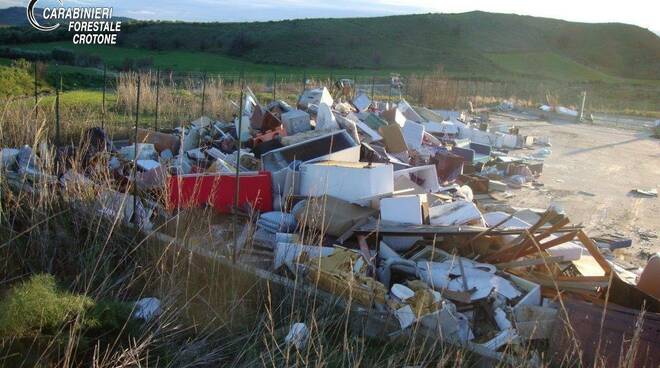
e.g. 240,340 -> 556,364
0,6 -> 41,27
15,42 -> 387,76
103,12 -> 660,80
2,11 -> 659,82
485,51 -> 621,82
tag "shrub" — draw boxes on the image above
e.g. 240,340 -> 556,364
0,274 -> 94,337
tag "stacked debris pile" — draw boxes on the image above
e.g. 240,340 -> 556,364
1,83 -> 658,366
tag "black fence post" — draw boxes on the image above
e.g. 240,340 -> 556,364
201,72 -> 207,118
34,62 -> 38,121
272,70 -> 276,101
233,69 -> 245,264
55,73 -> 61,147
371,75 -> 375,100
420,75 -> 425,105
132,73 -> 141,223
388,76 -> 392,105
155,68 -> 160,131
101,64 -> 106,130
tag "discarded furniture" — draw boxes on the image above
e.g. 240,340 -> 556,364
168,172 -> 272,213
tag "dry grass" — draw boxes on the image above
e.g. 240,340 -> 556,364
0,74 -> 654,367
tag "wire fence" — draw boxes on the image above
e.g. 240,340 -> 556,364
3,61 -> 659,147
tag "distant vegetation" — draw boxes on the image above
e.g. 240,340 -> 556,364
0,62 -> 34,97
1,10 -> 659,82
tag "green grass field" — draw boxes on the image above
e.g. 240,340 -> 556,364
15,40 -> 659,86
486,51 -> 622,82
17,42 -> 405,77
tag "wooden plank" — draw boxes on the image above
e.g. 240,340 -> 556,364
336,216 -> 371,244
495,255 -> 565,269
555,275 -> 610,282
524,276 -> 609,291
535,217 -> 570,242
509,217 -> 571,261
571,255 -> 607,277
355,220 -> 581,237
516,230 -> 578,259
576,230 -> 612,274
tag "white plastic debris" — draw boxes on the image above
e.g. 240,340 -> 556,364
120,143 -> 157,161
133,297 -> 161,321
429,200 -> 484,226
556,106 -> 578,117
395,305 -> 416,329
0,148 -> 20,170
402,120 -> 425,150
136,159 -> 161,171
493,307 -> 513,330
285,323 -> 309,350
391,284 -> 415,301
315,102 -> 339,130
352,93 -> 371,113
531,147 -> 552,159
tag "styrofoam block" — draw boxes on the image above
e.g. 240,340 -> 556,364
300,161 -> 393,203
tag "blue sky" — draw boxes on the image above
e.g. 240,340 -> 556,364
2,0 -> 659,32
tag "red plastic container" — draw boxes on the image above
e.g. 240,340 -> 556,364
168,172 -> 272,213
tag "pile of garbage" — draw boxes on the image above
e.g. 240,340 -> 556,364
1,83 -> 658,366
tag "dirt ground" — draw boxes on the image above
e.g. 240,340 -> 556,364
491,112 -> 660,268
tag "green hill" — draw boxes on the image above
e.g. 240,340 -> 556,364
2,10 -> 659,81
110,12 -> 660,80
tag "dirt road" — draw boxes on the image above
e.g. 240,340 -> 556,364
492,113 -> 660,267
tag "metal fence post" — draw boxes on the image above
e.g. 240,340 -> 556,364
233,69 -> 245,264
101,64 -> 106,130
155,68 -> 160,131
201,72 -> 207,118
371,75 -> 375,100
388,79 -> 392,105
132,73 -> 141,223
34,62 -> 38,121
55,73 -> 61,147
420,75 -> 425,105
272,70 -> 276,101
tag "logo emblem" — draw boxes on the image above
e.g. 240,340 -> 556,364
27,0 -> 62,31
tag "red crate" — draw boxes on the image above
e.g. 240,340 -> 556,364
168,172 -> 272,213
